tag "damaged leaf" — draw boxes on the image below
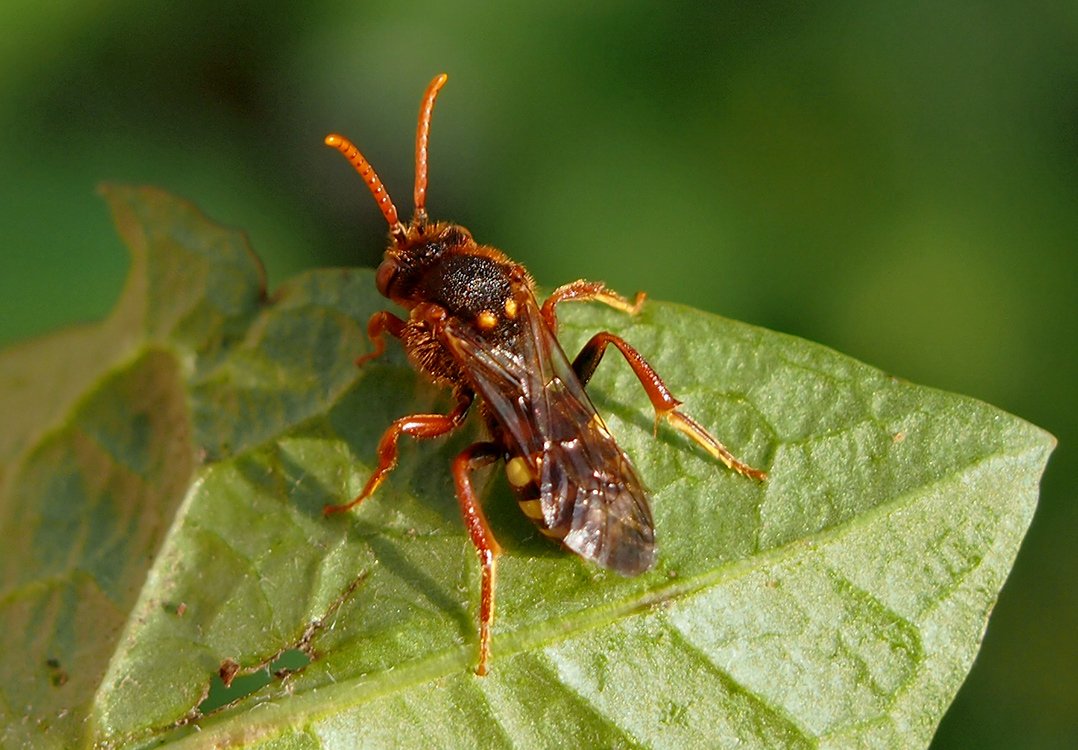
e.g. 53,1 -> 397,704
0,186 -> 1054,749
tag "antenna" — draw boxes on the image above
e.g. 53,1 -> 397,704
324,133 -> 407,245
413,73 -> 448,224
324,73 -> 449,243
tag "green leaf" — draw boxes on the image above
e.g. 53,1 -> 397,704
0,186 -> 1053,749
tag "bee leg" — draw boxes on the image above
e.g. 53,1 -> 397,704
571,332 -> 767,481
451,441 -> 503,676
324,390 -> 474,515
355,310 -> 407,367
540,280 -> 646,333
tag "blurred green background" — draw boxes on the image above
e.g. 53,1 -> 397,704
1,2 -> 1073,746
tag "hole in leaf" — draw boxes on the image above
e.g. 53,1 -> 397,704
45,657 -> 69,687
197,649 -> 311,713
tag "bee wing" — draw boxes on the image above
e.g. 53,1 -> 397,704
442,288 -> 656,575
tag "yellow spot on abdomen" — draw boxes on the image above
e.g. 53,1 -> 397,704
539,525 -> 567,539
505,456 -> 532,487
517,498 -> 544,520
590,412 -> 611,436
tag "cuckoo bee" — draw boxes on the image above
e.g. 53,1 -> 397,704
323,74 -> 767,675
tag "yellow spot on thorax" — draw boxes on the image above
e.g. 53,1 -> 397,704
477,310 -> 498,330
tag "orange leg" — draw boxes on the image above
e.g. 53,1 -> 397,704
573,332 -> 767,481
451,441 -> 503,676
540,280 -> 646,333
356,310 -> 407,367
324,391 -> 474,515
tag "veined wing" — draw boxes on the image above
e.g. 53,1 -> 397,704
442,287 -> 655,575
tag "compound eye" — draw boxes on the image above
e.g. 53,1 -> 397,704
375,258 -> 398,296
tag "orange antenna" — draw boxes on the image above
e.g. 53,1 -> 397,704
413,73 -> 448,223
324,133 -> 407,245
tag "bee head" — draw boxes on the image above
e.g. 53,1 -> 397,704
325,73 -> 453,302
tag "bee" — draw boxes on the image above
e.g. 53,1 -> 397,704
323,74 -> 767,675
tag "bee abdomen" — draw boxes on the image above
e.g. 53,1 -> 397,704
505,455 -> 569,539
